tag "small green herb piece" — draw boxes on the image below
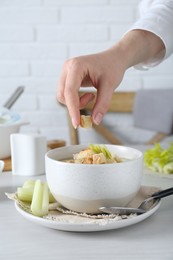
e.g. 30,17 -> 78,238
89,144 -> 112,159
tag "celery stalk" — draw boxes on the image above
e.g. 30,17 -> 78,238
89,144 -> 112,159
18,179 -> 56,203
17,187 -> 34,202
31,180 -> 49,217
23,179 -> 35,189
144,143 -> 173,174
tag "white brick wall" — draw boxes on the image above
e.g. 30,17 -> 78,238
0,26 -> 34,42
0,7 -> 58,24
60,6 -> 134,23
0,61 -> 29,77
0,0 -> 172,145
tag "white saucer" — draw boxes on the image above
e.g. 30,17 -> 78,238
15,200 -> 161,232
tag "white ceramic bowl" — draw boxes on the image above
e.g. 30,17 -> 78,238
45,144 -> 143,214
0,109 -> 28,159
0,122 -> 28,159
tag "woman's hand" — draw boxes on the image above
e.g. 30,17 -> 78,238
57,46 -> 126,128
57,30 -> 165,128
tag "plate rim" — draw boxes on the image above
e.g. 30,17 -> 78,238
14,200 -> 161,232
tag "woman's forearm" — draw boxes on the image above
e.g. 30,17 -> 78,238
110,29 -> 165,70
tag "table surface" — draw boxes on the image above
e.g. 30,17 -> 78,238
0,147 -> 173,260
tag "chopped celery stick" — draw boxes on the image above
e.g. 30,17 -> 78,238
101,146 -> 112,159
23,179 -> 35,189
31,180 -> 49,217
17,187 -> 34,202
18,179 -> 56,203
89,144 -> 112,159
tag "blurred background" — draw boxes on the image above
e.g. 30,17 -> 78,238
0,0 -> 173,145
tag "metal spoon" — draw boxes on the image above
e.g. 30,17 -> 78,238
99,187 -> 173,215
3,86 -> 25,109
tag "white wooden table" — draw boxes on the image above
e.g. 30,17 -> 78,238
0,165 -> 173,260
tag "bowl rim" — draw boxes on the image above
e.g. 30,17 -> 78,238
0,108 -> 21,127
45,144 -> 143,167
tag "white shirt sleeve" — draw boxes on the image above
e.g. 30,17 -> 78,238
129,0 -> 173,69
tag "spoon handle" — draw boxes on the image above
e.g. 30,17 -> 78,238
3,86 -> 25,109
151,187 -> 173,200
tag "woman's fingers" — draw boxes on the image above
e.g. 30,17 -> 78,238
92,82 -> 114,125
57,52 -> 119,128
57,62 -> 68,105
63,59 -> 86,128
79,93 -> 95,109
57,58 -> 84,128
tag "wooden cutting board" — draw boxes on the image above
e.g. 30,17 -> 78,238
3,157 -> 12,172
3,139 -> 66,172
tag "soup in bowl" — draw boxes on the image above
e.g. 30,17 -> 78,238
45,144 -> 143,214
